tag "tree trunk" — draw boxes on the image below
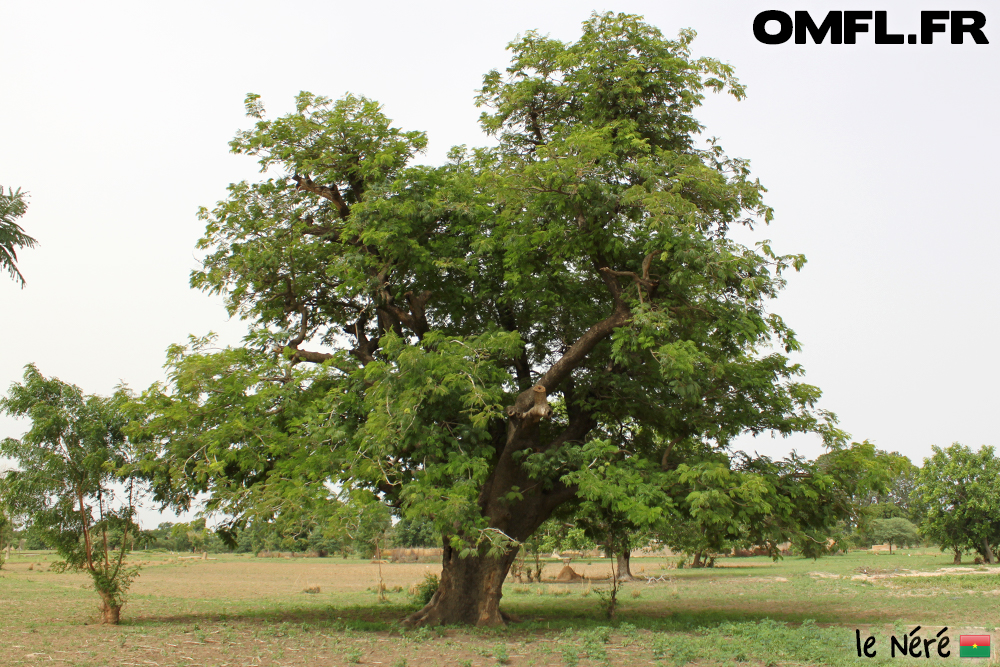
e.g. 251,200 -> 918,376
982,537 -> 996,565
98,594 -> 121,624
616,552 -> 634,580
953,548 -> 962,564
401,384 -> 574,627
404,542 -> 518,627
403,375 -> 600,626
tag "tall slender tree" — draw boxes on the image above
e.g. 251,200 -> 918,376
1,365 -> 142,623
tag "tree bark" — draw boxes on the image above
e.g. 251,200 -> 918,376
404,542 -> 518,627
692,551 -> 703,568
99,593 -> 121,625
616,552 -> 634,580
953,548 -> 962,565
982,537 -> 996,565
403,385 -> 568,626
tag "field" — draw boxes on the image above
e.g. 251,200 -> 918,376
1,549 -> 998,666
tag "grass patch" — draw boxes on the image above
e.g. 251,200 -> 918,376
0,549 -> 994,665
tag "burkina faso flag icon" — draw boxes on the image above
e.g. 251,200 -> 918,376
960,635 -> 990,658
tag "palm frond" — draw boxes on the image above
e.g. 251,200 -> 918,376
0,186 -> 38,287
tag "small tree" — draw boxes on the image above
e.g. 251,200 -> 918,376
349,496 -> 393,560
0,364 -> 143,624
140,522 -> 177,550
0,185 -> 37,287
340,494 -> 393,600
569,459 -> 666,579
166,519 -> 211,553
869,517 -> 919,554
914,444 -> 1000,564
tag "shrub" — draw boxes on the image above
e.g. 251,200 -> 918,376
411,573 -> 439,606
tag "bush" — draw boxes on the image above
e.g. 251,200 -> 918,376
411,573 -> 439,606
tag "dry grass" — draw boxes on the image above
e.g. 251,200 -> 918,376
1,549 -> 998,666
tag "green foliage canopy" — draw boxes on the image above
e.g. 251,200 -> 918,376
139,13 -> 862,623
914,443 -> 1000,563
658,439 -> 893,561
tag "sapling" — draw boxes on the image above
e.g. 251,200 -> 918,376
1,365 -> 144,623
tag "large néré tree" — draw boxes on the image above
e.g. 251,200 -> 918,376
144,13 -> 843,626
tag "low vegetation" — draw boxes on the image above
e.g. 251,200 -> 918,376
1,548 -> 997,666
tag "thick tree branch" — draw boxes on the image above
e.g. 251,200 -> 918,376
545,411 -> 597,454
404,290 -> 432,338
660,436 -> 684,470
600,250 -> 662,303
377,481 -> 402,507
378,288 -> 431,338
641,250 -> 660,282
376,306 -> 404,338
505,259 -> 630,418
292,174 -> 349,218
510,354 -> 531,391
540,480 -> 579,515
343,313 -> 379,365
532,301 -> 629,401
284,347 -> 336,364
601,268 -> 659,302
287,307 -> 309,348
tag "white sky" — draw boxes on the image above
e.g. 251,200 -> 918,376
2,1 -> 997,527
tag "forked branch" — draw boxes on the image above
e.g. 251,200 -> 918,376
292,174 -> 349,218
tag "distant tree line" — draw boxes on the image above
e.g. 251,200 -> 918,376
773,443 -> 999,563
137,514 -> 440,557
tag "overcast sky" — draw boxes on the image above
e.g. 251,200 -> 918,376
2,1 -> 997,526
